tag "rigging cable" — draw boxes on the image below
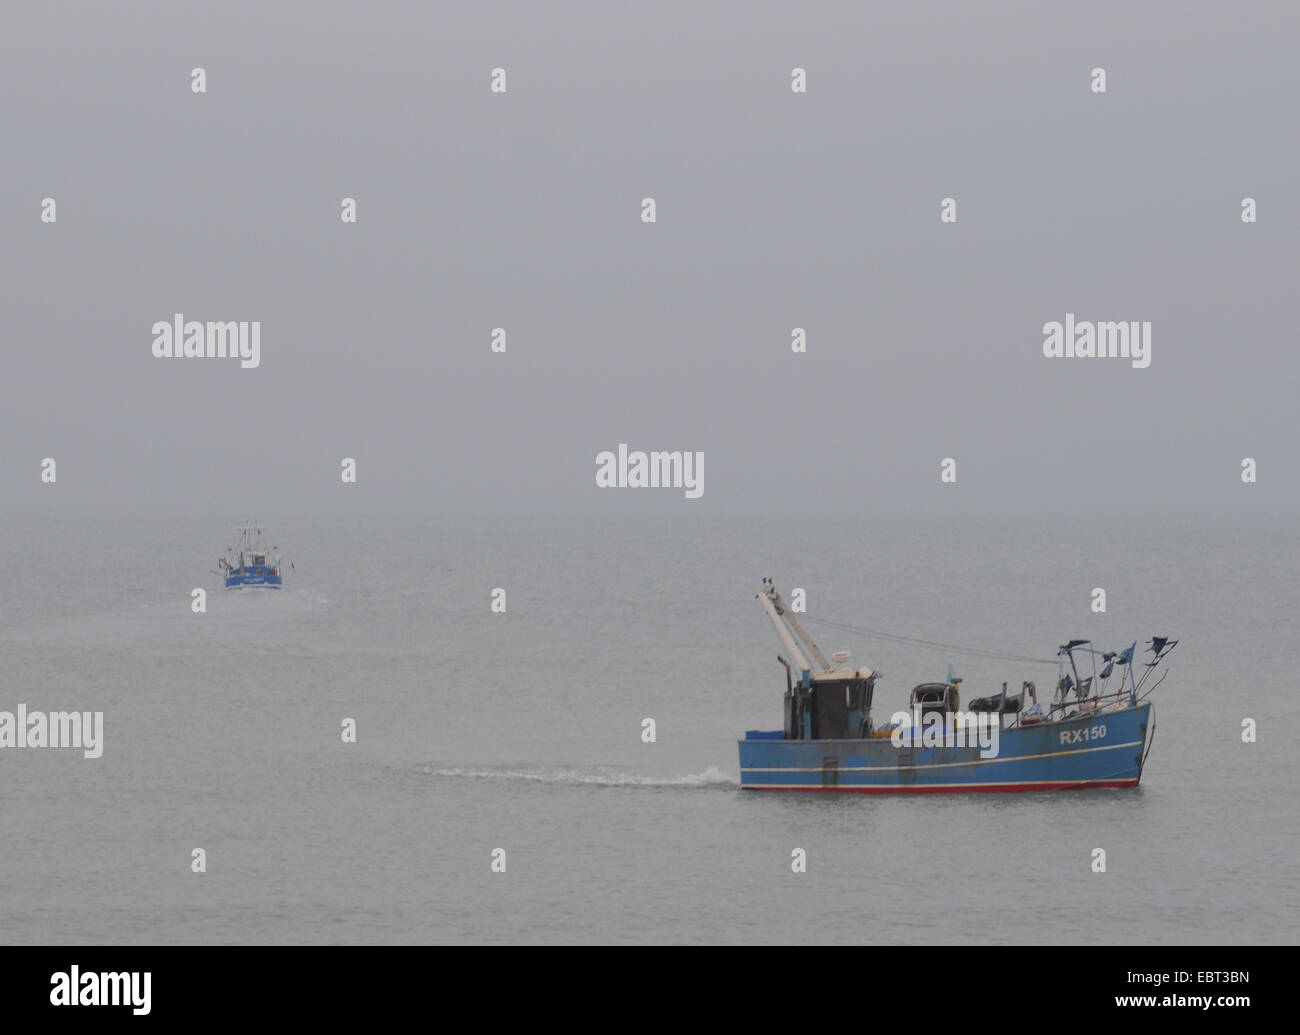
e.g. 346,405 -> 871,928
799,614 -> 1060,666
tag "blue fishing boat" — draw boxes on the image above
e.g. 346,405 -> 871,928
217,524 -> 285,589
738,580 -> 1176,793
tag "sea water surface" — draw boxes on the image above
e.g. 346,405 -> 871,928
0,507 -> 1295,944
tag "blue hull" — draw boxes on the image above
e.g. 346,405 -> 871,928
224,572 -> 282,589
738,703 -> 1151,793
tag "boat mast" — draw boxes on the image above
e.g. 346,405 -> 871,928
757,580 -> 834,680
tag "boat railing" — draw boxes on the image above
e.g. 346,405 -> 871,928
1033,688 -> 1133,724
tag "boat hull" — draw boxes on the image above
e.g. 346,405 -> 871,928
224,572 -> 282,589
738,703 -> 1150,793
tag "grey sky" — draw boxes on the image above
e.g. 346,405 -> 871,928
2,1 -> 1297,510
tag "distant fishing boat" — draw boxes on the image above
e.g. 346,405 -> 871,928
217,524 -> 286,589
738,580 -> 1177,793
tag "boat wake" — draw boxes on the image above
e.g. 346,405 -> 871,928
415,764 -> 738,789
213,586 -> 330,609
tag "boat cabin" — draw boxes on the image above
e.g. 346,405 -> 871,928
784,667 -> 877,740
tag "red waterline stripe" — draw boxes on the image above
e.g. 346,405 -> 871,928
741,779 -> 1139,793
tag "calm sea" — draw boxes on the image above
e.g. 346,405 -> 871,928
1,507 -> 1294,944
